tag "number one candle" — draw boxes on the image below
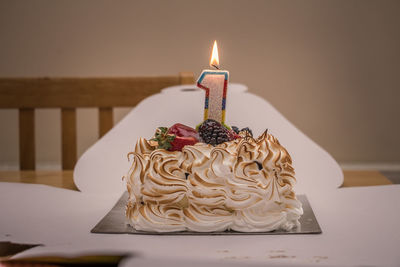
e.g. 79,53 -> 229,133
197,41 -> 229,125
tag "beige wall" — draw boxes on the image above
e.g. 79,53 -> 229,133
0,0 -> 399,169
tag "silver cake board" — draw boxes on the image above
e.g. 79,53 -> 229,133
91,192 -> 322,235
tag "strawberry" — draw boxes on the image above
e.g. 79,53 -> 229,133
169,136 -> 198,151
151,124 -> 199,151
150,127 -> 175,150
167,123 -> 200,140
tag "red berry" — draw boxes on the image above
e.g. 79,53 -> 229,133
227,129 -> 241,141
169,136 -> 198,151
167,123 -> 199,140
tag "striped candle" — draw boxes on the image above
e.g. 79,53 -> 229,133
197,41 -> 229,125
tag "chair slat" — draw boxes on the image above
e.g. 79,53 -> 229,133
19,108 -> 35,170
99,107 -> 113,137
61,108 -> 77,170
0,77 -> 186,108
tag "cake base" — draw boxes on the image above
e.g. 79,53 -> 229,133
91,192 -> 322,235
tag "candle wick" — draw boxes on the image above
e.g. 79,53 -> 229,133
212,64 -> 220,70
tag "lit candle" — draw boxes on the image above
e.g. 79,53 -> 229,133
197,41 -> 229,125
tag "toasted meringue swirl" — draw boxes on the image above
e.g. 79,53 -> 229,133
125,132 -> 303,232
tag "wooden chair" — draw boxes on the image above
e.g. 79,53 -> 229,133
0,72 -> 194,170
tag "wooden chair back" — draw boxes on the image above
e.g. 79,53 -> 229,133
0,72 -> 194,170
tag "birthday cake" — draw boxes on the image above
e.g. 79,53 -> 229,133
124,121 -> 303,232
123,41 -> 302,232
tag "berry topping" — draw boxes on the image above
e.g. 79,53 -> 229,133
231,126 -> 240,134
170,136 -> 198,151
167,123 -> 200,140
198,119 -> 231,146
151,124 -> 199,151
151,127 -> 176,150
240,127 -> 253,137
227,129 -> 240,141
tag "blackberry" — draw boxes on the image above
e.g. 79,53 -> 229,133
198,119 -> 229,146
231,126 -> 240,134
240,127 -> 253,137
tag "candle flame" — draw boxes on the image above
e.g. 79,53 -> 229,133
210,40 -> 219,68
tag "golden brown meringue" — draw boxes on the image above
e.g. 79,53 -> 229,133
125,131 -> 303,232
